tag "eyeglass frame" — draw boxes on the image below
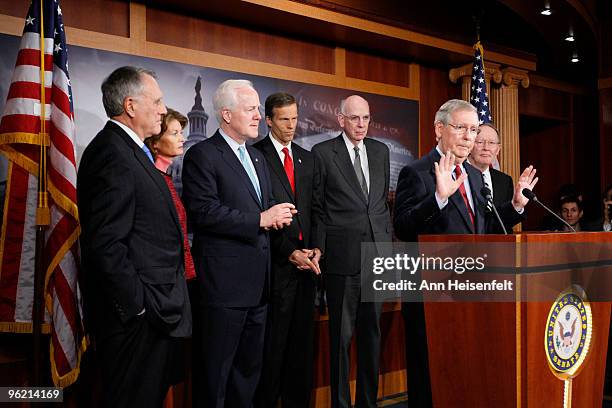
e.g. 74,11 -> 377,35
473,139 -> 501,148
446,122 -> 479,136
340,113 -> 371,124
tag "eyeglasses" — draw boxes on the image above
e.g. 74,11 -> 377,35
342,114 -> 371,124
474,140 -> 501,147
447,123 -> 478,136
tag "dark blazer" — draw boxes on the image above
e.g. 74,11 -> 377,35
311,134 -> 392,275
489,168 -> 516,233
182,130 -> 274,307
394,148 -> 523,241
78,121 -> 191,340
254,136 -> 314,289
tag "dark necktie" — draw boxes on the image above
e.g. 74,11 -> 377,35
454,165 -> 475,226
353,146 -> 368,198
482,173 -> 493,212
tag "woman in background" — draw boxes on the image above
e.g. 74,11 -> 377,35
145,108 -> 196,281
145,108 -> 197,407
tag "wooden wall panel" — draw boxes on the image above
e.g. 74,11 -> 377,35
2,0 -> 130,37
418,65 -> 461,156
519,119 -> 572,230
61,0 -> 129,37
0,0 -> 28,19
0,0 -> 129,37
146,8 -> 335,74
571,93 -> 601,218
519,85 -> 571,121
345,50 -> 411,87
599,1 -> 612,78
601,88 -> 612,191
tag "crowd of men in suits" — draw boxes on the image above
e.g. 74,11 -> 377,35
77,66 -> 538,408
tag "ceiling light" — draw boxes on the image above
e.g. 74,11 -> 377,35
565,35 -> 575,42
571,56 -> 579,63
541,8 -> 552,15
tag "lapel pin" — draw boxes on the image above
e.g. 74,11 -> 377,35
255,158 -> 259,162
298,158 -> 302,164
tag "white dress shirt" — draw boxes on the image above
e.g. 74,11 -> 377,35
219,129 -> 261,193
342,133 -> 370,191
269,132 -> 293,164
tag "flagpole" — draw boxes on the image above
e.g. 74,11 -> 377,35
32,0 -> 51,386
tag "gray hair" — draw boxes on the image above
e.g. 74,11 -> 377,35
339,98 -> 348,115
101,66 -> 157,118
212,79 -> 254,123
478,122 -> 500,142
434,99 -> 477,126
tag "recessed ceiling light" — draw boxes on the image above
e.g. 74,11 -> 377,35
541,8 -> 552,15
565,35 -> 575,42
571,56 -> 580,63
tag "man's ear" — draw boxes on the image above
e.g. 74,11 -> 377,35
124,97 -> 136,118
434,122 -> 443,142
337,113 -> 345,129
221,109 -> 231,124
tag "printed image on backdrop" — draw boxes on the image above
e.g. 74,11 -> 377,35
0,32 -> 419,199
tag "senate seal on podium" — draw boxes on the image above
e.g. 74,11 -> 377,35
544,285 -> 593,408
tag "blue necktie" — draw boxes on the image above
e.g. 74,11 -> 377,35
142,144 -> 154,163
238,146 -> 262,202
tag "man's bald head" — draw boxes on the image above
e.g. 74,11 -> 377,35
338,95 -> 371,146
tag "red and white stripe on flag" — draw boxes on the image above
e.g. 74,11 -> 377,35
0,0 -> 86,387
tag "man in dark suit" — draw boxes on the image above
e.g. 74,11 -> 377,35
78,66 -> 192,407
253,92 -> 321,408
393,99 -> 538,408
182,80 -> 296,408
468,123 -> 516,233
311,95 -> 392,408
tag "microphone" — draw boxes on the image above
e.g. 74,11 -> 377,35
521,188 -> 576,232
481,186 -> 508,234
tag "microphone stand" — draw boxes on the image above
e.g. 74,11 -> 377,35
481,186 -> 508,235
521,188 -> 576,232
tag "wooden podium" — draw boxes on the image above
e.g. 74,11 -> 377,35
418,232 -> 612,408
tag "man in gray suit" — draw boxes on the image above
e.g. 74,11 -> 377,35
311,95 -> 392,408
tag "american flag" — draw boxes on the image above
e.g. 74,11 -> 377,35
0,0 -> 86,387
469,41 -> 492,125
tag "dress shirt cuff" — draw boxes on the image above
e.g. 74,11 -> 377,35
435,192 -> 448,210
604,222 -> 611,232
513,204 -> 525,215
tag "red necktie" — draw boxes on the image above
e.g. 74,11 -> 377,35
282,147 -> 295,193
282,147 -> 302,240
454,165 -> 475,227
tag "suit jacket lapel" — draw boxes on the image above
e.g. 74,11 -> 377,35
249,144 -> 267,209
213,132 -> 263,209
364,138 -> 381,203
466,164 -> 486,234
448,188 -> 475,233
332,135 -> 368,205
260,137 -> 295,202
110,122 -> 183,235
429,149 -> 474,233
